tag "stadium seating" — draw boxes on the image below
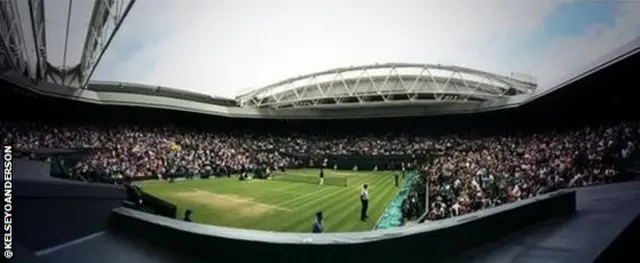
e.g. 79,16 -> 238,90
3,119 -> 638,227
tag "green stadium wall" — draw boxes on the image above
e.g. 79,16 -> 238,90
109,189 -> 576,263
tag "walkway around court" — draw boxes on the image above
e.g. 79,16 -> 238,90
374,171 -> 418,230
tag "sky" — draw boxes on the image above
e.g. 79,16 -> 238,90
82,0 -> 640,98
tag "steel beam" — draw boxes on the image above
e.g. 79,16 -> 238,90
75,0 -> 135,88
28,0 -> 47,81
0,0 -> 28,76
236,63 -> 538,103
237,63 -> 529,109
5,0 -> 136,88
237,63 -> 537,109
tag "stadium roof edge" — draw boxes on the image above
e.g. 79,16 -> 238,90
1,36 -> 639,119
526,36 -> 640,102
88,80 -> 236,101
234,63 -> 538,101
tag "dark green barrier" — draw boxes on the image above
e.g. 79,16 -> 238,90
329,155 -> 404,170
284,153 -> 426,170
329,154 -> 428,171
138,191 -> 177,219
109,190 -> 575,263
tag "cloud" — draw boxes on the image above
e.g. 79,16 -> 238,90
513,1 -> 640,89
92,0 -> 640,98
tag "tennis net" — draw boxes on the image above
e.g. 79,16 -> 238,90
271,173 -> 348,187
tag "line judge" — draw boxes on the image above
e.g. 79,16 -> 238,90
360,184 -> 369,221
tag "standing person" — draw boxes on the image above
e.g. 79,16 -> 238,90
184,210 -> 193,222
401,162 -> 406,179
394,171 -> 400,187
360,184 -> 369,221
312,211 -> 324,233
319,167 -> 324,185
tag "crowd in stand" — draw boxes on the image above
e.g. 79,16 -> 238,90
1,120 -> 639,222
412,121 -> 640,221
0,123 -> 432,181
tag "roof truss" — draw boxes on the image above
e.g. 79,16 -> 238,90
239,64 -> 536,109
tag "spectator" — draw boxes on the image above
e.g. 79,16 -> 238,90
184,210 -> 193,222
1,120 -> 638,223
312,211 -> 324,233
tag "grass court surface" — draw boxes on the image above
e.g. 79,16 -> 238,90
137,169 -> 402,233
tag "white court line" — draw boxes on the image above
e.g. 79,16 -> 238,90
34,231 -> 106,256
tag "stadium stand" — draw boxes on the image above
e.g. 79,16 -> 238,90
416,120 -> 638,222
2,48 -> 640,263
2,82 -> 638,225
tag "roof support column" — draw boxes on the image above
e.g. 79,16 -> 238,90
0,0 -> 29,77
76,0 -> 135,88
28,0 -> 47,82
